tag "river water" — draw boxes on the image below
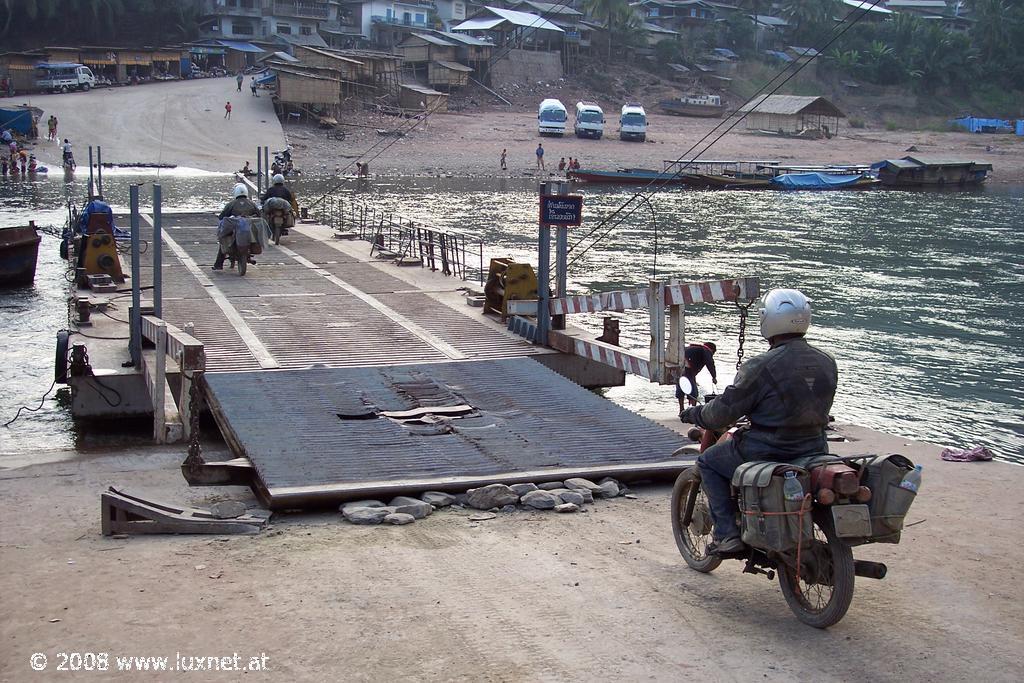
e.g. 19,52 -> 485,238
1,171 -> 1021,465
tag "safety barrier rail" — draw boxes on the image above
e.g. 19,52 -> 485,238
140,315 -> 206,444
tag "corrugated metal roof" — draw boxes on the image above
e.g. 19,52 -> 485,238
513,1 -> 583,17
438,32 -> 492,46
216,40 -> 264,53
407,32 -> 459,47
841,0 -> 893,13
643,22 -> 679,35
434,60 -> 473,72
451,17 -> 505,31
787,45 -> 819,57
455,7 -> 564,33
738,94 -> 845,117
749,14 -> 788,26
401,83 -> 446,95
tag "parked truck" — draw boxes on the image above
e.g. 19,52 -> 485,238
538,98 -> 567,136
619,103 -> 647,141
35,63 -> 96,93
574,101 -> 605,139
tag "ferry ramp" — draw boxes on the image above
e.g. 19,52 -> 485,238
133,212 -> 687,508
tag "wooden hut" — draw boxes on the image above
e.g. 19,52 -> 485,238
274,66 -> 342,107
79,47 -> 118,83
116,48 -> 154,81
399,84 -> 447,113
0,51 -> 47,93
292,44 -> 363,85
428,60 -> 472,90
737,95 -> 845,138
397,33 -> 458,65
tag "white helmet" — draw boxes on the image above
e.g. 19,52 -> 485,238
272,173 -> 285,185
759,288 -> 811,340
232,183 -> 248,198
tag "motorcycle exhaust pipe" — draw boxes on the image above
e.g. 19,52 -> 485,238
854,560 -> 887,580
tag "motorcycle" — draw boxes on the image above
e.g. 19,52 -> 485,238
218,215 -> 264,276
262,197 -> 294,245
670,376 -> 906,629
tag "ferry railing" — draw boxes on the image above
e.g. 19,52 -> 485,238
315,195 -> 485,285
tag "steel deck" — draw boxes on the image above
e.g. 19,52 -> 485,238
203,358 -> 688,508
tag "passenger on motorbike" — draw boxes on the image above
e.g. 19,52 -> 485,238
678,289 -> 838,554
213,183 -> 260,270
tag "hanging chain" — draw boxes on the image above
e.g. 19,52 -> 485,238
184,373 -> 204,471
734,299 -> 755,372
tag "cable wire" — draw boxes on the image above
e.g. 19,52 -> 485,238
3,379 -> 58,428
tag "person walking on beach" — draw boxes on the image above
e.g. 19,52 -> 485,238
47,115 -> 57,141
250,77 -> 258,97
536,143 -> 545,171
558,157 -> 566,172
236,72 -> 243,91
224,101 -> 232,119
500,148 -> 507,170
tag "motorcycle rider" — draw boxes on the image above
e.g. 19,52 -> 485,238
261,173 -> 296,235
678,289 -> 838,554
213,183 -> 260,270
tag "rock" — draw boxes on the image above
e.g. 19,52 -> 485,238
343,507 -> 393,525
521,490 -> 559,510
210,501 -> 246,519
454,493 -> 470,506
339,500 -> 386,514
466,484 -> 520,510
624,493 -> 638,500
554,503 -> 580,513
389,496 -> 433,519
537,481 -> 564,491
421,491 -> 457,508
510,483 -> 539,496
384,512 -> 416,525
561,491 -> 585,506
469,512 -> 497,521
596,481 -> 620,499
564,477 -> 602,494
500,504 -> 518,513
574,488 -> 594,504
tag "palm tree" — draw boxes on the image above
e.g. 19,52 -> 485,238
583,0 -> 629,61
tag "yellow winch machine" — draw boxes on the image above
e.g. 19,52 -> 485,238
483,258 -> 538,320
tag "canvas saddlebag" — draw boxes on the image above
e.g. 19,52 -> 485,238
732,462 -> 812,553
850,453 -> 917,544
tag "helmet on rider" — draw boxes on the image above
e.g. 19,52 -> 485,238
272,174 -> 285,185
232,183 -> 249,198
759,288 -> 811,340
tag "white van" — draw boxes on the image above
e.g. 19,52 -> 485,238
620,103 -> 647,142
574,101 -> 605,139
538,98 -> 567,136
35,63 -> 96,93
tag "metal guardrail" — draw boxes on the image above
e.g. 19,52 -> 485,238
315,195 -> 485,284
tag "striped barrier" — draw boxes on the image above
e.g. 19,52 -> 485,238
506,277 -> 760,317
572,338 -> 651,379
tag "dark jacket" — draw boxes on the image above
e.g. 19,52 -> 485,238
685,344 -> 717,382
260,185 -> 293,204
681,336 -> 837,460
218,197 -> 260,220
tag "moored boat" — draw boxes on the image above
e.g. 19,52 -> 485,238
568,167 -> 692,185
0,222 -> 42,286
871,157 -> 992,187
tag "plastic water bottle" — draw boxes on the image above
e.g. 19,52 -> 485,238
899,464 -> 923,493
783,470 -> 804,501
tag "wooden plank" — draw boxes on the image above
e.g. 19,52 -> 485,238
649,280 -> 666,384
141,315 -> 206,372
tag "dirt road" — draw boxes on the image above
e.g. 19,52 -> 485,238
17,77 -> 285,172
1,423 -> 1019,681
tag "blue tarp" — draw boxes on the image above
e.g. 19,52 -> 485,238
1016,120 -> 1024,136
764,50 -> 793,62
951,116 -> 1013,134
255,71 -> 277,85
0,107 -> 36,135
770,172 -> 867,190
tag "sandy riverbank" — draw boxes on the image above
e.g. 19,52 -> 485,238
286,108 -> 1024,184
1,421 -> 1019,681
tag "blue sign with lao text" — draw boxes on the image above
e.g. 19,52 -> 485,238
539,194 -> 584,226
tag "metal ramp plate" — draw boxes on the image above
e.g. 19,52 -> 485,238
203,358 -> 688,509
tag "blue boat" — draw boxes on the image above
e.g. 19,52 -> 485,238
770,171 -> 879,190
0,223 -> 42,286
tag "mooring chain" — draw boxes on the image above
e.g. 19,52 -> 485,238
734,298 -> 755,372
185,373 -> 204,469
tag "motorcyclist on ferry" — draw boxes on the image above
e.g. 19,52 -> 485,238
678,288 -> 838,555
261,173 -> 294,204
213,183 -> 260,270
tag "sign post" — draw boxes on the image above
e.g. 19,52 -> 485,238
537,181 -> 583,340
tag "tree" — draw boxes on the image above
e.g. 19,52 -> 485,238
584,0 -> 631,62
780,0 -> 841,45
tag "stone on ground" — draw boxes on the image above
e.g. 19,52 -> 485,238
421,491 -> 457,508
554,503 -> 580,513
573,488 -> 594,504
389,496 -> 433,519
210,501 -> 247,519
521,490 -> 559,510
564,478 -> 603,494
343,507 -> 394,525
510,483 -> 539,496
340,500 -> 386,514
384,512 -> 416,525
466,484 -> 519,510
537,481 -> 564,491
596,481 -> 620,499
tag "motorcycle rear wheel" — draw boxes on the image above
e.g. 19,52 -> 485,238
273,224 -> 281,245
777,512 -> 855,629
670,467 -> 722,573
236,245 -> 248,276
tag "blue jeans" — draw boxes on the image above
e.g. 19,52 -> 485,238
697,439 -> 745,541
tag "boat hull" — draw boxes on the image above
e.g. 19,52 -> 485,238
657,101 -> 725,118
568,169 -> 692,186
0,226 -> 42,286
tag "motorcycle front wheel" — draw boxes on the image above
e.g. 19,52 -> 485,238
670,467 -> 722,573
777,512 -> 855,629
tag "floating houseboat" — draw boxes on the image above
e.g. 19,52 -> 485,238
871,157 -> 992,187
